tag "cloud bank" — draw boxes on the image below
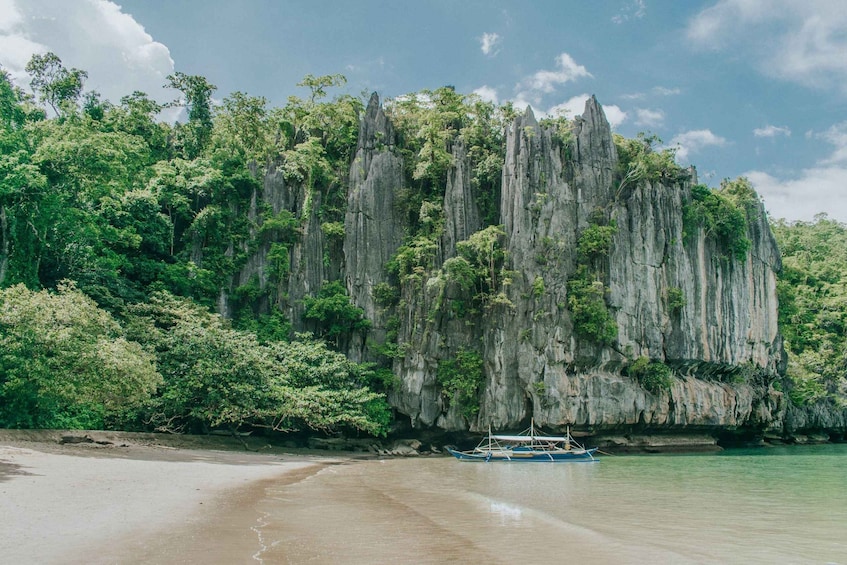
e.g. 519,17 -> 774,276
747,120 -> 847,221
687,0 -> 847,94
0,0 -> 175,105
670,129 -> 728,162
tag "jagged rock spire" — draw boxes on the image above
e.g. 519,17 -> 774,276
357,92 -> 394,152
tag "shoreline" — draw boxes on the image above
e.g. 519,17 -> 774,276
0,430 -> 348,564
2,430 -> 844,563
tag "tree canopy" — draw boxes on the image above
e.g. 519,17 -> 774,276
773,215 -> 847,407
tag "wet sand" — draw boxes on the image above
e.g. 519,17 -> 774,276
0,430 -> 342,564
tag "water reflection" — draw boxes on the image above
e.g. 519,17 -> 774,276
488,500 -> 523,524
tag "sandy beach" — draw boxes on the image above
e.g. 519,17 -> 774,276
0,430 -> 342,564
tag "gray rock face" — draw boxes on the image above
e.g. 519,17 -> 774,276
221,151 -> 328,331
231,93 -> 788,436
344,94 -> 406,360
784,402 -> 847,434
384,96 -> 785,434
441,141 -> 480,259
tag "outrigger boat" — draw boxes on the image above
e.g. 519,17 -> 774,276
448,420 -> 598,463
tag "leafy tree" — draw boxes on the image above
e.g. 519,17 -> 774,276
27,113 -> 154,306
772,215 -> 847,406
0,144 -> 49,288
126,292 -> 389,435
455,225 -> 509,301
567,221 -> 618,345
0,69 -> 47,287
275,74 -> 360,172
211,91 -> 275,166
0,283 -> 160,428
302,280 -> 371,346
683,182 -> 751,260
166,72 -> 217,157
666,286 -> 686,313
106,91 -> 171,162
388,87 -> 464,188
25,52 -> 88,116
461,96 -> 506,225
613,132 -> 684,197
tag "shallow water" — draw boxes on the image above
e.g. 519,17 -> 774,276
254,444 -> 847,564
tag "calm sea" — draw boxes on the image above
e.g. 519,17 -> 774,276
254,444 -> 847,564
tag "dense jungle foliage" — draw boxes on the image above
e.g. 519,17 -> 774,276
1,54 -> 844,432
773,216 -> 847,408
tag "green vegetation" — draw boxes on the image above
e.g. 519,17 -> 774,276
577,222 -> 617,259
454,225 -> 512,306
127,293 -> 389,435
0,283 -> 389,435
666,286 -> 686,313
302,280 -> 371,346
567,266 -> 618,345
386,87 -> 507,226
683,179 -> 756,261
568,221 -> 618,345
531,275 -> 546,298
0,283 -> 159,428
437,349 -> 485,418
0,55 -> 387,437
625,357 -> 674,394
613,133 -> 684,197
772,215 -> 847,407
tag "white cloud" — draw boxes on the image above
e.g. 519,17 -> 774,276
345,56 -> 386,74
687,0 -> 847,93
548,94 -> 627,129
547,94 -> 589,118
753,125 -> 791,138
669,129 -> 728,161
612,0 -> 647,24
746,168 -> 847,222
620,86 -> 681,101
0,0 -> 23,32
602,104 -> 627,129
652,86 -> 681,96
473,85 -> 499,105
479,32 -> 501,56
0,0 -> 175,107
817,121 -> 847,164
517,53 -> 592,102
745,119 -> 847,221
635,108 -> 665,127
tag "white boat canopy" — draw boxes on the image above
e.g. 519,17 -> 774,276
491,434 -> 570,442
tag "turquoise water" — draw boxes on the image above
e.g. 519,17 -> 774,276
256,444 -> 847,564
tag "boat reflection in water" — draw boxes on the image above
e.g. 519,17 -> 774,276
448,420 -> 598,463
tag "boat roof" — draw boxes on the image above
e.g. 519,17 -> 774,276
491,434 -> 570,442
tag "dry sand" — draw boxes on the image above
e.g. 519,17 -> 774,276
0,430 -> 346,564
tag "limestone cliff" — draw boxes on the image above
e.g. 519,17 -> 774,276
344,94 -> 407,360
234,93 -> 787,437
373,95 -> 782,434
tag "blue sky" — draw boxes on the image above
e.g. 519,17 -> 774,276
1,0 -> 846,222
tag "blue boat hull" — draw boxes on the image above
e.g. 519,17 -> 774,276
448,447 -> 599,462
